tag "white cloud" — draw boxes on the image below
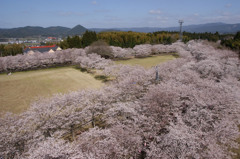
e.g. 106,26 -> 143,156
182,10 -> 240,25
91,1 -> 97,5
149,9 -> 161,15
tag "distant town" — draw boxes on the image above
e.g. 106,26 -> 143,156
0,36 -> 63,46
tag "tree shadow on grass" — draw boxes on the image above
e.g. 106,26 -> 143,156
94,75 -> 109,82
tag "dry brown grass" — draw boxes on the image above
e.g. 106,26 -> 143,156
115,54 -> 176,68
0,67 -> 103,114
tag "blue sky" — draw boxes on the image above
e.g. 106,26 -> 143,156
1,0 -> 240,28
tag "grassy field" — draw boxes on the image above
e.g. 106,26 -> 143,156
0,55 -> 175,114
115,55 -> 176,68
0,67 -> 103,114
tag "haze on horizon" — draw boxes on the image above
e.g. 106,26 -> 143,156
1,0 -> 240,29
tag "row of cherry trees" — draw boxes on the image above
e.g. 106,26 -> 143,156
0,48 -> 112,73
1,40 -> 240,158
0,43 -> 177,73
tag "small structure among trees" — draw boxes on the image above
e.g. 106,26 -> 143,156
24,45 -> 62,54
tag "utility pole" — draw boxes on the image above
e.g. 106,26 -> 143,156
178,20 -> 184,41
155,66 -> 159,81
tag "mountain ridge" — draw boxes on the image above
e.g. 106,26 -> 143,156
0,25 -> 86,38
91,22 -> 240,33
0,22 -> 240,38
66,25 -> 87,36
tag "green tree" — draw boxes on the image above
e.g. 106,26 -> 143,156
82,30 -> 97,47
67,36 -> 82,48
0,44 -> 5,57
59,39 -> 69,49
234,31 -> 240,41
3,44 -> 23,56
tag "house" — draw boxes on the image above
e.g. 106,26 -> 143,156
45,37 -> 57,42
24,45 -> 62,54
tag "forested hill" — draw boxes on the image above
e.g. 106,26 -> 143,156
0,25 -> 87,38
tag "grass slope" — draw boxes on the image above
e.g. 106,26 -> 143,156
115,55 -> 176,68
0,67 -> 103,114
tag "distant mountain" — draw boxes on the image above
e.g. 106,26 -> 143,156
45,26 -> 71,35
0,26 -> 47,38
167,22 -> 240,33
1,23 -> 240,38
67,25 -> 87,36
91,22 -> 240,34
0,25 -> 87,38
90,28 -> 121,33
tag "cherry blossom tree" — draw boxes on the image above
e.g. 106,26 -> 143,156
110,46 -> 134,59
1,40 -> 240,159
133,44 -> 152,57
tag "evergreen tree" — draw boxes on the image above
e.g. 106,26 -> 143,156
234,31 -> 240,41
82,30 -> 97,47
0,44 -> 5,57
59,39 -> 69,49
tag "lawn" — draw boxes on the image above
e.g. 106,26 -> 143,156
115,55 -> 176,68
0,67 -> 103,114
0,55 -> 175,114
